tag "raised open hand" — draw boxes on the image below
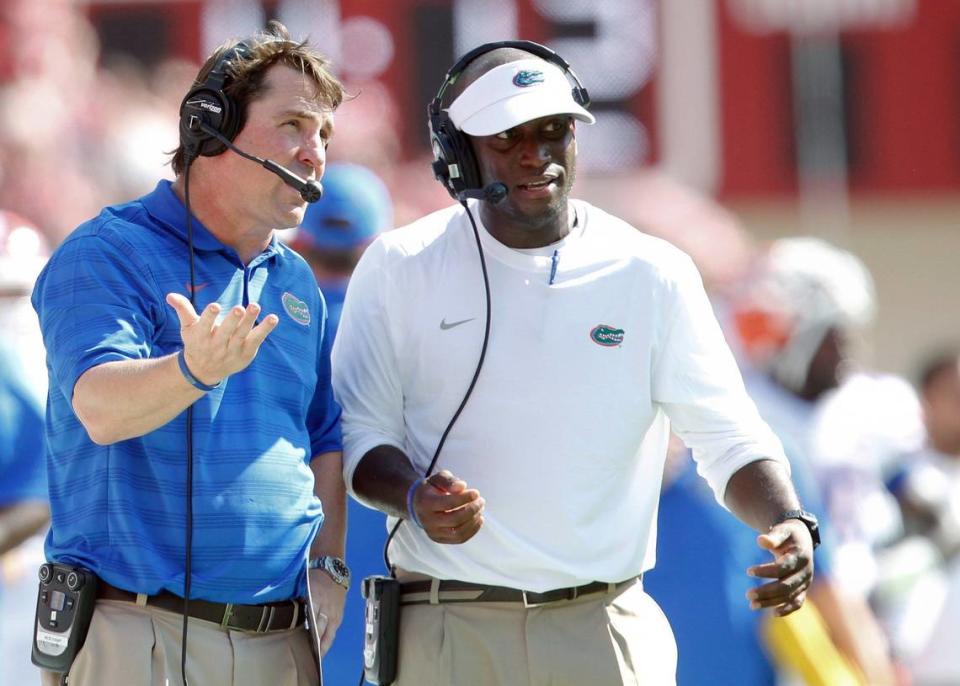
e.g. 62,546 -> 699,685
166,293 -> 279,387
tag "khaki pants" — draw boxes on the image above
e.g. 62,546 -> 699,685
40,599 -> 319,686
394,576 -> 677,686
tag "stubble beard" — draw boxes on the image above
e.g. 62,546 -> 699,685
505,166 -> 576,232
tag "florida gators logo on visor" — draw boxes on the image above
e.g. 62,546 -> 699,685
512,70 -> 544,87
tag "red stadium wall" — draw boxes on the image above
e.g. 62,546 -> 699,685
81,0 -> 960,198
718,0 -> 960,197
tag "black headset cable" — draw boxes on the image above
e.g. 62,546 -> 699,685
181,152 -> 199,686
380,200 -> 491,571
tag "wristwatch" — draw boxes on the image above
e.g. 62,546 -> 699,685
309,555 -> 351,590
775,509 -> 821,549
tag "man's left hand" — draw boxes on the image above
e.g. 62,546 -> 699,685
745,519 -> 814,617
307,567 -> 347,654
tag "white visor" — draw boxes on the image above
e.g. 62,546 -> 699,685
447,58 -> 595,136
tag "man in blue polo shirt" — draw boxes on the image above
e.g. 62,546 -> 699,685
31,22 -> 348,686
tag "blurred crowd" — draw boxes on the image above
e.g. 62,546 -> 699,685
0,0 -> 450,248
2,2 -> 958,685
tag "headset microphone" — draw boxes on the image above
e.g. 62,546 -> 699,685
457,182 -> 508,204
261,160 -> 323,203
193,120 -> 323,203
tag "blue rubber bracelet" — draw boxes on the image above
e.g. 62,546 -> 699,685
406,477 -> 426,529
176,349 -> 222,392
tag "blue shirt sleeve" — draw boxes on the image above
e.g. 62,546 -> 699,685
31,229 -> 165,403
307,289 -> 342,458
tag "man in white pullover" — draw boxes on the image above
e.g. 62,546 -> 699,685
332,41 -> 818,686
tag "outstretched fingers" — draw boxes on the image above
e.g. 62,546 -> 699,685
244,310 -> 279,351
166,293 -> 280,383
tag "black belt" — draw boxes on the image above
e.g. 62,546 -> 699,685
97,581 -> 305,633
399,575 -> 641,607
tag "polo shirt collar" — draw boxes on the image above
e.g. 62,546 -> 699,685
142,180 -> 284,262
142,180 -> 224,252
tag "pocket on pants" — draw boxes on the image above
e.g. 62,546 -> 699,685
605,585 -> 677,686
65,601 -> 158,686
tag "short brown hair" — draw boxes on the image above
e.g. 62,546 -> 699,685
170,21 -> 343,176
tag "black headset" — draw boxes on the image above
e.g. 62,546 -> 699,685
427,40 -> 591,201
178,42 -> 252,158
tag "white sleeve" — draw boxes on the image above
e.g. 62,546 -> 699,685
652,254 -> 789,505
331,238 -> 406,503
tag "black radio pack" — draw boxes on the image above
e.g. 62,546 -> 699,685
31,563 -> 98,673
361,575 -> 400,685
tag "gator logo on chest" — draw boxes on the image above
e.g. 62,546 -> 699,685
590,324 -> 625,347
282,292 -> 311,326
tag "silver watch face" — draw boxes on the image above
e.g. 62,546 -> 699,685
325,557 -> 350,585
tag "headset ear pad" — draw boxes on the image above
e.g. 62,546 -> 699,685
429,131 -> 457,199
448,126 -> 482,191
428,109 -> 482,201
178,84 -> 241,158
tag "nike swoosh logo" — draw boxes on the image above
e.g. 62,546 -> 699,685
185,282 -> 209,294
440,317 -> 475,330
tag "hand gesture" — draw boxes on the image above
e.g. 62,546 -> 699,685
410,470 -> 485,544
746,519 -> 815,617
166,293 -> 279,386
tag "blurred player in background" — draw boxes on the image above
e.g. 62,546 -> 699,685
287,162 -> 392,338
726,237 -> 914,683
0,211 -> 50,401
284,162 -> 392,684
0,210 -> 51,685
882,349 -> 960,684
730,238 -> 924,589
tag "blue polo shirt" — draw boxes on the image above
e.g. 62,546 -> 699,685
31,180 -> 342,604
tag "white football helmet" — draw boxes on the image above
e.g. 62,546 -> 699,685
731,237 -> 876,393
